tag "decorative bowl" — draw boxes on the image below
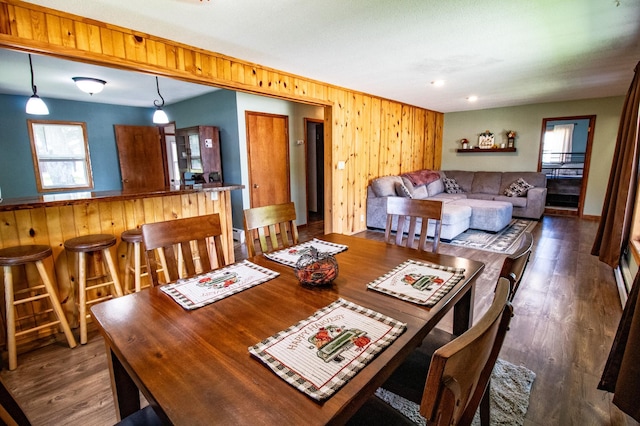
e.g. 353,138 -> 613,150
294,247 -> 338,286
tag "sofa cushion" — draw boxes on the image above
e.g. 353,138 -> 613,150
371,176 -> 402,197
395,181 -> 413,198
443,178 -> 464,194
500,172 -> 546,194
471,172 -> 502,194
413,185 -> 429,199
493,194 -> 528,207
441,170 -> 474,193
427,179 -> 444,197
504,178 -> 534,197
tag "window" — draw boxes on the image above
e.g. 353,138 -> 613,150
27,120 -> 94,192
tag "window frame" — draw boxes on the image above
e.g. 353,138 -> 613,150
27,119 -> 94,193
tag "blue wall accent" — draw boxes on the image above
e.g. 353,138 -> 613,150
0,93 -> 150,198
169,89 -> 243,227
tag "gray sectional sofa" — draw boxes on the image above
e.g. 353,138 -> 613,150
366,170 -> 547,240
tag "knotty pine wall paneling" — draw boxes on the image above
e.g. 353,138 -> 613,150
0,0 -> 443,237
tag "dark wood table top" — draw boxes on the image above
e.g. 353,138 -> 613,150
91,234 -> 484,425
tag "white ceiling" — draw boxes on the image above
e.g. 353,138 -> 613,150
6,0 -> 640,113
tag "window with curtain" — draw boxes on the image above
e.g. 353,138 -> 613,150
542,123 -> 574,163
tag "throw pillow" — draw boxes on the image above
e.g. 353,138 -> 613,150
395,181 -> 413,198
504,178 -> 534,197
443,177 -> 464,194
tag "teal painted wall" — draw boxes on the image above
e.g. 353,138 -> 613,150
442,96 -> 625,216
0,93 -> 150,198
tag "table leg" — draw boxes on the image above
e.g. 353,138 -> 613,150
105,342 -> 141,421
453,283 -> 475,336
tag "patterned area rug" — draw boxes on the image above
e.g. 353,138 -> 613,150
444,219 -> 537,254
375,358 -> 536,425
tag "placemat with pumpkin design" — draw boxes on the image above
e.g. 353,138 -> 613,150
264,238 -> 348,267
248,298 -> 406,401
160,260 -> 279,310
367,260 -> 465,307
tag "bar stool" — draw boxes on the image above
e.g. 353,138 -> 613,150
0,245 -> 77,370
64,234 -> 124,344
121,228 -> 149,293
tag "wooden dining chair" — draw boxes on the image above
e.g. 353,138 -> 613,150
141,214 -> 226,286
348,278 -> 513,426
499,231 -> 533,301
243,202 -> 299,257
385,197 -> 444,253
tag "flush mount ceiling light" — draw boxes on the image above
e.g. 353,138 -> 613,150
25,54 -> 49,115
467,95 -> 478,102
72,77 -> 106,95
152,76 -> 169,124
431,80 -> 445,87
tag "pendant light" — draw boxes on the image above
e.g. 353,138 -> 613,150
152,76 -> 169,124
26,54 -> 49,115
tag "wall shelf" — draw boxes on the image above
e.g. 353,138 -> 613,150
456,147 -> 517,153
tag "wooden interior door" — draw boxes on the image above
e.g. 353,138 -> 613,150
114,125 -> 166,191
246,112 -> 290,208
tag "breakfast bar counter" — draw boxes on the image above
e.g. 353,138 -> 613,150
0,183 -> 243,347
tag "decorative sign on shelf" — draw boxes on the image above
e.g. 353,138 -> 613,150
478,130 -> 494,149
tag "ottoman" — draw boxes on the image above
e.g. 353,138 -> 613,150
451,199 -> 512,232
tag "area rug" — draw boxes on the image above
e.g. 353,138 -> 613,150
444,219 -> 537,254
375,358 -> 536,426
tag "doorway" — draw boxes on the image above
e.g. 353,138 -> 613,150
538,115 -> 595,216
305,119 -> 324,223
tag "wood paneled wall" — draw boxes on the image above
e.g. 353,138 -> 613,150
0,0 -> 443,235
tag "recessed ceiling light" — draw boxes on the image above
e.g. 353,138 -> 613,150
431,80 -> 445,87
467,95 -> 478,102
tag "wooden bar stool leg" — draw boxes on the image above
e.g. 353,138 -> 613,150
133,241 -> 142,293
4,265 -> 17,371
102,248 -> 124,297
34,260 -> 77,349
78,251 -> 88,345
124,242 -> 134,293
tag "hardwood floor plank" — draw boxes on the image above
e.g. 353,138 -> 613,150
1,215 -> 638,425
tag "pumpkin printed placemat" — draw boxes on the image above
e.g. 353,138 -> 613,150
160,260 -> 279,310
367,260 -> 465,307
264,238 -> 348,267
248,298 -> 406,401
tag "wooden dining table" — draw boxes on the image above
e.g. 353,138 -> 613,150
90,233 -> 484,425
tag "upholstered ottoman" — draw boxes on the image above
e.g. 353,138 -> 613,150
451,199 -> 512,232
439,203 -> 472,240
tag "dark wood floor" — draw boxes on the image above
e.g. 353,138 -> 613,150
1,215 -> 637,425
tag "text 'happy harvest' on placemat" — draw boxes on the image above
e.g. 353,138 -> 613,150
263,238 -> 348,267
248,298 -> 406,401
367,260 -> 465,307
160,260 -> 279,310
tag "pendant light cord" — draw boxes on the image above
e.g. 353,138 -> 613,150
29,54 -> 38,95
154,76 -> 165,108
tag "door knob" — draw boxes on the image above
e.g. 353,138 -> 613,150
253,184 -> 259,188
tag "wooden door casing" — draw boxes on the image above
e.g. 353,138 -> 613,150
114,125 -> 166,192
246,112 -> 290,208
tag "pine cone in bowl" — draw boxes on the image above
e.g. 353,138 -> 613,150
294,247 -> 338,286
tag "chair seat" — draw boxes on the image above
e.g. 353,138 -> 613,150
64,234 -> 117,252
116,406 -> 164,426
346,395 -> 415,426
0,245 -> 52,266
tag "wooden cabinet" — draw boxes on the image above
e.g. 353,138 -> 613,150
176,126 -> 222,183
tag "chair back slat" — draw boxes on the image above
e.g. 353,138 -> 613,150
420,278 -> 513,425
499,232 -> 533,301
141,214 -> 226,286
385,197 -> 444,253
243,202 -> 299,257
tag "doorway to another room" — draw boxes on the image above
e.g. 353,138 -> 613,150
305,119 -> 324,224
538,115 -> 594,216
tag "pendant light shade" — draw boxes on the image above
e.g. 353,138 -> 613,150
26,54 -> 49,115
72,77 -> 106,95
152,76 -> 169,124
